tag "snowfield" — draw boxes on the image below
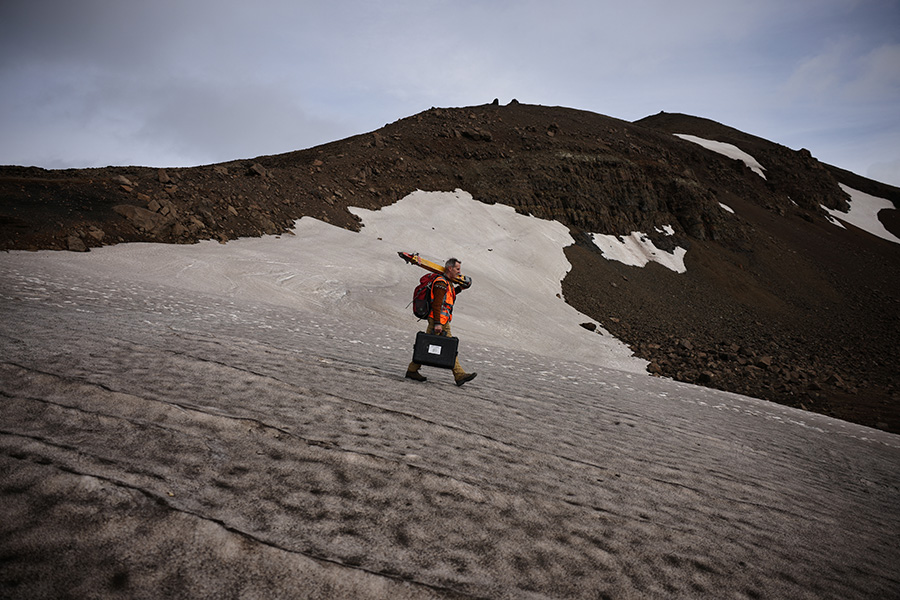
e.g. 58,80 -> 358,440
10,190 -> 644,372
1,190 -> 898,599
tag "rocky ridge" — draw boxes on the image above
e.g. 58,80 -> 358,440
1,101 -> 898,432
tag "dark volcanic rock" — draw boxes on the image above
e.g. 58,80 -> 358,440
1,102 -> 898,433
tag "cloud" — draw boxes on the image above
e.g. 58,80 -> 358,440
782,38 -> 851,99
1,0 -> 898,175
783,37 -> 900,105
136,77 -> 353,165
867,158 -> 900,188
852,42 -> 900,100
0,62 -> 351,168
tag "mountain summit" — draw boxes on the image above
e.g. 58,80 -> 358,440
1,101 -> 898,432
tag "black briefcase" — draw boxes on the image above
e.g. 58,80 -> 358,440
412,332 -> 459,369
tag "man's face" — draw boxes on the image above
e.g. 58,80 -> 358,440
447,262 -> 461,279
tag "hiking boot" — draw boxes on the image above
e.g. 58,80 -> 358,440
455,372 -> 477,387
405,370 -> 427,382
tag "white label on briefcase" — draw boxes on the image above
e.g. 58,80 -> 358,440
428,344 -> 442,355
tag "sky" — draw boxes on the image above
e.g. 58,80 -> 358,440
1,0 -> 898,187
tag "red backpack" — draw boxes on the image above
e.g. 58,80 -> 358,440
411,272 -> 440,319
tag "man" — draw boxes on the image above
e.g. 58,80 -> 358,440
406,257 -> 477,386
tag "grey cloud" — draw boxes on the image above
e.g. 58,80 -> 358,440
136,78 -> 354,165
1,0 -> 898,177
868,158 -> 900,187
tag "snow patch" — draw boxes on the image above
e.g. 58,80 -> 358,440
719,203 -> 735,214
655,225 -> 676,236
590,230 -> 687,273
823,184 -> 900,244
823,213 -> 846,228
675,133 -> 767,179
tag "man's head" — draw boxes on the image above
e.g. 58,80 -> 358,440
445,257 -> 461,279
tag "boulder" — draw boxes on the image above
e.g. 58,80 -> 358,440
66,235 -> 87,252
112,204 -> 171,233
756,356 -> 774,369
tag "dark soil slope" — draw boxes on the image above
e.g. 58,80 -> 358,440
2,102 -> 898,432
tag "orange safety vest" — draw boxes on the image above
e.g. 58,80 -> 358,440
432,275 -> 456,325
